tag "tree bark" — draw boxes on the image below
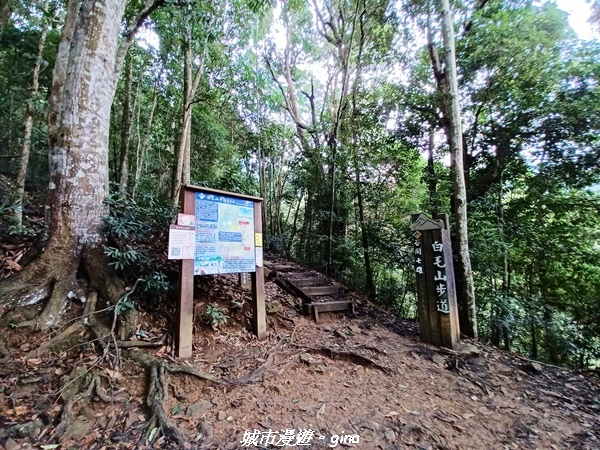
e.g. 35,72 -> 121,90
1,0 -> 159,334
350,4 -> 373,300
439,0 -> 478,339
133,90 -> 158,196
171,35 -> 206,204
426,124 -> 441,216
14,0 -> 50,231
118,55 -> 133,192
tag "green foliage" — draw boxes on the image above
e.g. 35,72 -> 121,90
102,192 -> 177,308
202,304 -> 229,327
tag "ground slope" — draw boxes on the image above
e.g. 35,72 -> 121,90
0,267 -> 599,449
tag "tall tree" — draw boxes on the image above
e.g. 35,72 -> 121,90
438,0 -> 478,338
0,0 -> 163,332
13,0 -> 50,231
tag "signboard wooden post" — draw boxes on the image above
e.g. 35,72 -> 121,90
173,185 -> 266,359
411,213 -> 460,349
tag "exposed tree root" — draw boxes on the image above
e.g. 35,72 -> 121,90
0,243 -> 140,339
143,362 -> 190,448
167,364 -> 229,385
137,415 -> 159,450
127,348 -> 232,447
128,348 -> 229,385
53,374 -> 121,440
25,291 -> 98,358
292,344 -> 391,374
21,271 -> 80,329
25,321 -> 83,359
83,246 -> 139,340
114,339 -> 166,348
0,246 -> 65,321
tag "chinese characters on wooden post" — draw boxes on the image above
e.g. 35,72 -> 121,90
169,185 -> 266,358
411,213 -> 460,349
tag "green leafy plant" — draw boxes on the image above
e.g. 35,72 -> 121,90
202,305 -> 229,328
102,192 -> 177,311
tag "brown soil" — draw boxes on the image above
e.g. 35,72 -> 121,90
0,273 -> 599,450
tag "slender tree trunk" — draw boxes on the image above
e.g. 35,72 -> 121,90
530,318 -> 538,359
133,90 -> 157,196
118,56 -> 133,192
287,189 -> 304,256
440,0 -> 478,339
172,37 -> 206,203
258,134 -> 267,242
14,0 -> 50,231
356,171 -> 375,300
498,171 -> 511,351
426,124 -> 441,216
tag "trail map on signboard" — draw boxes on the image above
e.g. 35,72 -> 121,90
194,191 -> 256,275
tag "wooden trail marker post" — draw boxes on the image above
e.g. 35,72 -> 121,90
411,213 -> 460,349
173,185 -> 266,359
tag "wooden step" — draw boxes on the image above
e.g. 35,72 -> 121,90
271,264 -> 297,272
291,278 -> 328,287
284,272 -> 315,279
300,285 -> 339,296
304,301 -> 354,322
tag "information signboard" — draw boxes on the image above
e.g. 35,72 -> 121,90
194,191 -> 256,275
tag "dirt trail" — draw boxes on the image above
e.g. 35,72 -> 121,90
1,271 -> 599,449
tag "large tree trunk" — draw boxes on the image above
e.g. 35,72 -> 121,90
439,0 -> 478,339
14,0 -> 50,232
0,0 -> 139,332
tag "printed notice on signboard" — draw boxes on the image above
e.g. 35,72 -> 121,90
194,192 -> 256,275
177,213 -> 195,227
255,247 -> 263,267
168,225 -> 195,259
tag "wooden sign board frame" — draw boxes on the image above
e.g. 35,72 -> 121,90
176,185 -> 266,358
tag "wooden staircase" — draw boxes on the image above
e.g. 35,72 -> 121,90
265,262 -> 354,322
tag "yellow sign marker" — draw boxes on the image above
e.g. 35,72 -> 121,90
255,233 -> 263,247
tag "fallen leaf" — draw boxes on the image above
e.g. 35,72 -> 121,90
7,405 -> 28,416
4,260 -> 21,271
104,368 -> 122,380
385,411 -> 400,417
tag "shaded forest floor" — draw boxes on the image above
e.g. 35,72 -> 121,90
0,254 -> 600,449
